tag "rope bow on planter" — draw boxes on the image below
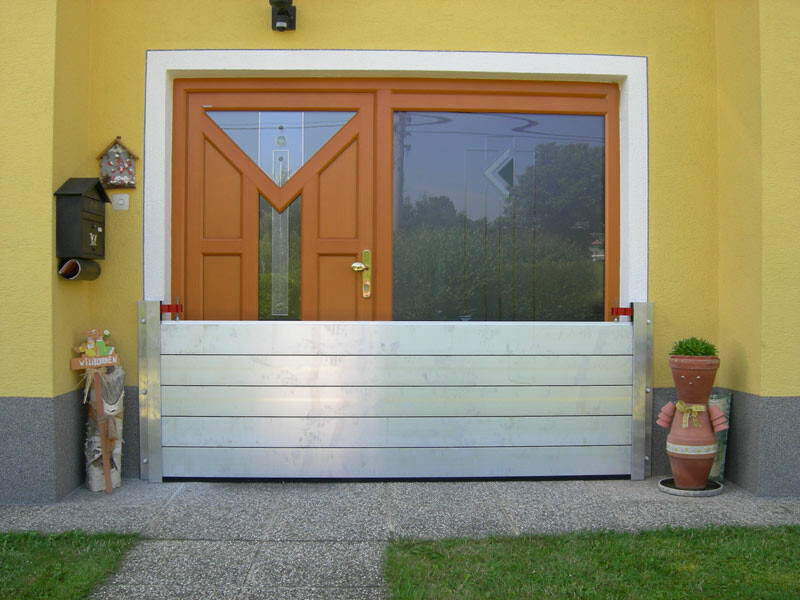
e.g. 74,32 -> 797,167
675,401 -> 706,428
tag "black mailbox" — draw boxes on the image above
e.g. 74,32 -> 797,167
55,178 -> 110,259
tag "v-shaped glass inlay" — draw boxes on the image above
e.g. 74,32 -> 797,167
206,111 -> 356,187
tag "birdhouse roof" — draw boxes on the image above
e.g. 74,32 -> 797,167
96,136 -> 139,160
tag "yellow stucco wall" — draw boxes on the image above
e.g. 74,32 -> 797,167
0,1 -> 58,397
758,0 -> 800,396
2,0 -> 797,397
52,0 -> 93,396
715,0 -> 763,395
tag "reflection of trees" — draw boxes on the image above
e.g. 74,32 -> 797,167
393,143 -> 604,321
258,198 -> 301,320
510,142 -> 604,249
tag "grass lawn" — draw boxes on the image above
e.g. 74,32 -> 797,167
385,525 -> 800,599
0,531 -> 138,600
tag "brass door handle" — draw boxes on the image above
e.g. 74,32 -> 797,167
352,250 -> 371,298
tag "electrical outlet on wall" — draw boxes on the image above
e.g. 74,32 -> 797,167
112,194 -> 129,211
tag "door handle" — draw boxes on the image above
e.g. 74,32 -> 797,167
351,249 -> 371,298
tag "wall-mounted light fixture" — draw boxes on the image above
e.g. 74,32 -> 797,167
270,0 -> 296,32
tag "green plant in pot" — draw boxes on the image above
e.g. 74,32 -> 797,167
656,337 -> 728,490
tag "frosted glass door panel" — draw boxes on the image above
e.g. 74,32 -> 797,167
259,195 -> 300,320
206,111 -> 355,186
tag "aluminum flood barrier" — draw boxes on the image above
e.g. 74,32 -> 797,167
138,303 -> 653,481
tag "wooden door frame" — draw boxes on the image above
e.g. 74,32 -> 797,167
145,50 -> 648,315
173,77 -> 620,320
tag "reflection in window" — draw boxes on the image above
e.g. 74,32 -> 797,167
392,112 -> 605,321
259,195 -> 300,320
206,111 -> 355,186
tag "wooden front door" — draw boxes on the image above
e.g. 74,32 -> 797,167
173,79 -> 620,323
175,91 -> 377,320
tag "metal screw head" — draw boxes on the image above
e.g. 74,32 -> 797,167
142,458 -> 149,464
140,318 -> 146,324
645,387 -> 652,393
141,389 -> 148,395
646,319 -> 652,325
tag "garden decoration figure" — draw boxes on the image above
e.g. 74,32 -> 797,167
656,337 -> 729,490
72,329 -> 121,493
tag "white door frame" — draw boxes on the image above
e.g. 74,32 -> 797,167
142,49 -> 648,305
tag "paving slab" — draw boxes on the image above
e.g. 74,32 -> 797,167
143,503 -> 280,541
247,541 -> 385,588
612,499 -> 742,532
237,586 -> 387,600
0,505 -> 46,531
24,504 -> 157,534
492,479 -> 607,508
706,485 -> 800,527
104,540 -> 258,587
269,482 -> 387,508
387,481 -> 517,539
266,503 -> 391,541
168,481 -> 290,507
61,479 -> 182,507
89,584 -> 243,600
262,481 -> 391,541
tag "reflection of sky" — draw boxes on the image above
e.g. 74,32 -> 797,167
206,111 -> 355,186
396,112 -> 604,220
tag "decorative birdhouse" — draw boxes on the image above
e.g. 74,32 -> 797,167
97,136 -> 137,189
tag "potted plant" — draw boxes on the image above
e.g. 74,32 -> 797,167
656,337 -> 728,490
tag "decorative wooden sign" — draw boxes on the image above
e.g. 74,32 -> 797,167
71,353 -> 119,370
71,328 -> 121,494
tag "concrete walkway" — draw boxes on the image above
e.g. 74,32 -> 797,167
2,477 -> 800,599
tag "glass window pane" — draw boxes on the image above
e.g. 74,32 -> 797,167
207,111 -> 355,186
259,195 -> 301,320
392,112 -> 605,321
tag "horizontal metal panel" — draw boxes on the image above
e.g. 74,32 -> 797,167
161,355 -> 633,387
162,385 -> 632,417
161,446 -> 632,478
161,321 -> 633,356
162,415 -> 631,448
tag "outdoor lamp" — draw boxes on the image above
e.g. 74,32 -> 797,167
270,0 -> 296,31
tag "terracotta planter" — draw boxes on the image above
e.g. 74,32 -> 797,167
669,356 -> 720,403
663,355 -> 722,490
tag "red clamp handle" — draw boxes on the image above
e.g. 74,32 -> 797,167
160,303 -> 183,313
611,306 -> 633,317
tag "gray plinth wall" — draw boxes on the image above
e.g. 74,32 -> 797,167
2,385 -> 797,502
651,388 -> 800,497
0,388 -> 140,504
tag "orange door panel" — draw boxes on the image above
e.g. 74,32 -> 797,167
184,121 -> 259,320
302,135 -> 375,321
178,91 -> 377,321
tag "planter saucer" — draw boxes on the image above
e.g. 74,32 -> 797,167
658,477 -> 724,497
